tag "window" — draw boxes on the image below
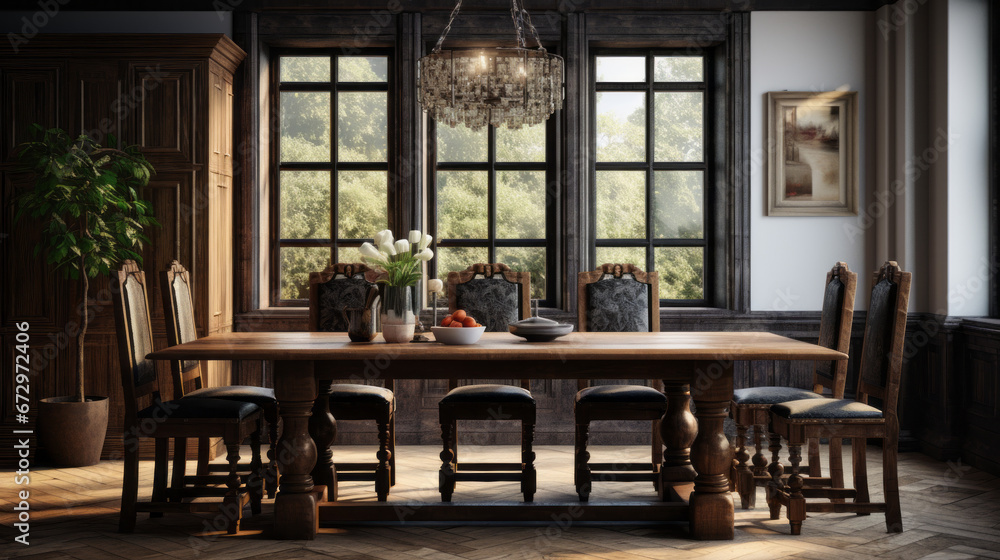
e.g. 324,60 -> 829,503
429,120 -> 556,303
592,52 -> 709,304
272,51 -> 392,303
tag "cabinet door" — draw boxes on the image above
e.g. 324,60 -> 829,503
68,62 -> 120,145
208,65 -> 235,177
139,171 -> 197,326
208,172 -> 233,333
127,63 -> 197,169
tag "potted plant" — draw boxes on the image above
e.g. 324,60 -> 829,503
15,124 -> 157,467
360,229 -> 433,343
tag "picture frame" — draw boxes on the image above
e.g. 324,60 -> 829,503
766,91 -> 859,216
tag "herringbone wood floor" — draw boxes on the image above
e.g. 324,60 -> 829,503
2,443 -> 999,560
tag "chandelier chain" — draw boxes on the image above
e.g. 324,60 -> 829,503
431,0 -> 465,54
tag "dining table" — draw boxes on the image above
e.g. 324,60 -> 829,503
147,330 -> 848,541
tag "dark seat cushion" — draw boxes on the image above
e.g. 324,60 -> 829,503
138,398 -> 260,420
329,383 -> 394,406
440,384 -> 534,405
576,384 -> 667,405
771,397 -> 883,420
185,386 -> 276,408
733,386 -> 823,405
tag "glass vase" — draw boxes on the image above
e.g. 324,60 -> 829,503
380,285 -> 415,343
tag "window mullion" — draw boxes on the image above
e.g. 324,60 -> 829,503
330,56 -> 339,263
645,54 -> 655,274
488,127 -> 497,264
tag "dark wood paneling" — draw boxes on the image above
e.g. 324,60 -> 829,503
128,63 -> 196,168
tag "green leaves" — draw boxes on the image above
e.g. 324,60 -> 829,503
14,125 -> 158,280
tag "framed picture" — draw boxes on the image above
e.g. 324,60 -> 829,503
766,91 -> 859,216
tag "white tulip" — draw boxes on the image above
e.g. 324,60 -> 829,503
378,229 -> 394,246
394,239 -> 410,254
414,248 -> 434,261
408,230 -> 421,244
427,278 -> 444,293
379,241 -> 396,256
359,242 -> 381,261
418,233 -> 433,251
372,230 -> 385,245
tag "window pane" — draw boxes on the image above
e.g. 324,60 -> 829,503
437,123 -> 487,162
496,124 -> 546,162
653,171 -> 703,239
281,92 -> 331,162
336,245 -> 363,265
596,56 -> 645,82
654,57 -> 703,82
436,246 -> 489,285
654,92 -> 703,162
497,170 -> 545,239
596,247 -> 646,270
338,92 -> 387,162
497,247 -> 545,300
281,57 -> 330,82
338,171 -> 387,239
596,170 -> 645,239
280,170 -> 330,240
338,56 -> 388,82
281,247 -> 331,300
654,247 -> 704,300
596,92 -> 646,162
437,171 -> 488,239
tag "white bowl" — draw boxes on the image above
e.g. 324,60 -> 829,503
431,325 -> 486,345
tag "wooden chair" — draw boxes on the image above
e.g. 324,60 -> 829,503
161,261 -> 279,499
766,261 -> 911,535
112,260 -> 263,534
574,263 -> 664,501
730,261 -> 857,509
308,262 -> 395,501
439,263 -> 535,502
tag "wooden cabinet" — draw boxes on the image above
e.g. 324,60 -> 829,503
0,35 -> 245,464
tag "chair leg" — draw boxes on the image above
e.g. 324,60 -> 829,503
786,440 -> 806,536
521,420 -> 536,503
575,421 -> 592,502
119,432 -> 140,533
853,437 -> 870,516
170,437 -> 187,503
883,429 -> 902,533
829,436 -> 845,503
735,423 -> 753,509
651,419 -> 663,493
766,428 -> 784,520
250,420 -> 264,515
197,437 -> 210,476
807,437 -> 822,478
389,413 -> 397,487
150,438 -> 168,518
265,406 -> 279,499
439,418 -> 456,502
224,441 -> 243,535
376,418 -> 392,502
752,424 -> 769,477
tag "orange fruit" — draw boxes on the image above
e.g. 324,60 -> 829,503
441,316 -> 453,327
474,323 -> 482,327
448,321 -> 464,328
462,316 -> 477,327
452,309 -> 467,321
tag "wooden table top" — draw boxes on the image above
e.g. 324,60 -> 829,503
147,331 -> 848,362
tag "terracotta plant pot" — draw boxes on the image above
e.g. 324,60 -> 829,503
37,395 -> 109,467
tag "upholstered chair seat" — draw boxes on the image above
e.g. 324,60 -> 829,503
732,386 -> 824,405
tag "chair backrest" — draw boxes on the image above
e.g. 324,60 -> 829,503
161,260 -> 205,397
111,260 -> 161,422
855,261 -> 911,420
446,263 -> 531,390
811,261 -> 858,399
577,263 -> 660,333
308,262 -> 380,332
577,263 -> 660,391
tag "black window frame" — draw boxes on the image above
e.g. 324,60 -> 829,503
427,107 -> 560,308
589,48 -> 715,307
269,47 -> 395,306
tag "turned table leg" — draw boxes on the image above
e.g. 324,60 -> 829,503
660,382 -> 698,494
310,379 -> 337,501
273,360 -> 319,540
688,361 -> 735,540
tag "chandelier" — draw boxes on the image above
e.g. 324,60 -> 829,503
418,0 -> 564,130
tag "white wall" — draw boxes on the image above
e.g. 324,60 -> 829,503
750,12 -> 872,311
945,0 -> 990,316
0,11 -> 231,36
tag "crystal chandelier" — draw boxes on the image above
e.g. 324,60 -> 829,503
418,0 -> 564,130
